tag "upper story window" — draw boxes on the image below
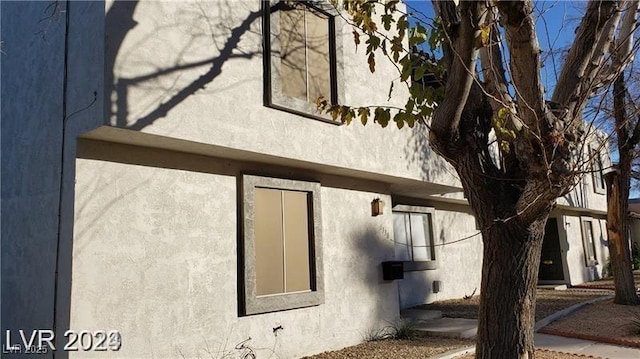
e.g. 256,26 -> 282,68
263,0 -> 342,122
591,147 -> 606,194
392,205 -> 438,270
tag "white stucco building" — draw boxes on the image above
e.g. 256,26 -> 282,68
1,1 -> 614,358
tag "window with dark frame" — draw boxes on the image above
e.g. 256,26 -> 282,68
591,147 -> 606,193
264,0 -> 340,121
581,219 -> 598,266
392,209 -> 436,262
241,175 -> 324,315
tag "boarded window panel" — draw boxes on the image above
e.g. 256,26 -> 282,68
410,214 -> 431,261
280,8 -> 308,101
283,191 -> 311,292
255,188 -> 285,296
305,9 -> 331,103
393,213 -> 411,261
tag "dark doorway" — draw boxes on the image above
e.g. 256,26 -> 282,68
538,218 -> 565,281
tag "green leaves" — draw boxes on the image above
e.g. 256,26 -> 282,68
329,0 -> 447,132
492,107 -> 517,153
374,107 -> 391,127
409,24 -> 428,47
381,14 -> 394,31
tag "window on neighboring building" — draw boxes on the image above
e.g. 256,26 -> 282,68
241,175 -> 323,315
392,206 -> 437,270
581,219 -> 598,266
263,0 -> 341,122
591,147 -> 606,194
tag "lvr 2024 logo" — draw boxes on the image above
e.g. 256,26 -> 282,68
3,330 -> 122,353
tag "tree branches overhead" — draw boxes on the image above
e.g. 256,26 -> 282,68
330,0 -> 639,221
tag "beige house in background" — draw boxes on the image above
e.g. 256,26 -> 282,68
630,199 -> 640,248
1,1 -> 617,358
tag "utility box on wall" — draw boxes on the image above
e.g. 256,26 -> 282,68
382,261 -> 404,280
433,280 -> 443,293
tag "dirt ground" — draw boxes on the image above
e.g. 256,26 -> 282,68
540,299 -> 640,346
302,335 -> 473,359
303,289 -> 617,359
456,349 -> 602,359
418,288 -> 613,321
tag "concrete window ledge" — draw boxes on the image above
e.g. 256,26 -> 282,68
404,260 -> 439,271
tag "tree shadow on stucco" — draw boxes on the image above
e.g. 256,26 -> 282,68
403,125 -> 461,187
106,0 -> 263,131
55,2 -> 266,357
344,226 -> 401,336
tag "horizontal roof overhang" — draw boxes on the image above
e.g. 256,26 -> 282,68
80,126 -> 462,198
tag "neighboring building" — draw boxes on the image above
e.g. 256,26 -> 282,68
1,1 -> 612,358
630,199 -> 640,249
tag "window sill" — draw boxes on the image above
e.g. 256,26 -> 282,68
265,103 -> 342,126
403,261 -> 439,271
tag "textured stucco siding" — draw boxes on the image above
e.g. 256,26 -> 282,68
70,157 -> 399,359
562,215 -> 609,285
1,2 -> 105,354
398,207 -> 482,308
103,0 -> 457,188
1,1 -> 66,350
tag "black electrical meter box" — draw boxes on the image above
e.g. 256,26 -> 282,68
382,261 -> 404,280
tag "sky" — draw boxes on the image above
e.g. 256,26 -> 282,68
403,1 -> 640,198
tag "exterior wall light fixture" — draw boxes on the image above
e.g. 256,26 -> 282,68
371,198 -> 384,216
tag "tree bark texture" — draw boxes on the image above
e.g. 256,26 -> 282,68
605,169 -> 639,305
426,0 -> 637,357
476,216 -> 546,359
605,74 -> 640,305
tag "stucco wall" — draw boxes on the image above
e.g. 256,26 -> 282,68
1,2 -> 105,355
1,1 -> 66,345
103,0 -> 457,188
398,205 -> 482,308
562,215 -> 609,285
71,153 -> 399,359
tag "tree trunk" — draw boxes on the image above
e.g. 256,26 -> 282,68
475,216 -> 546,359
605,167 -> 639,305
605,73 -> 639,305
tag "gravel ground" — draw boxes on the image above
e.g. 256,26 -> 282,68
303,289 -> 614,359
456,349 -> 602,359
542,299 -> 640,345
572,272 -> 640,290
417,289 -> 613,321
302,334 -> 473,359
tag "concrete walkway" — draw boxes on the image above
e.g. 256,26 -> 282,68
432,334 -> 640,359
534,333 -> 640,359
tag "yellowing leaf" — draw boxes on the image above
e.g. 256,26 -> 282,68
480,26 -> 490,46
358,107 -> 370,125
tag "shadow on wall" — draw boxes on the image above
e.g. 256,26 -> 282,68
563,180 -> 589,208
106,0 -> 262,130
404,121 -> 457,184
342,226 -> 400,335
